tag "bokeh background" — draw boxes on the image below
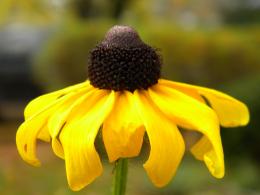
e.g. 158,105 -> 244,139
0,0 -> 259,194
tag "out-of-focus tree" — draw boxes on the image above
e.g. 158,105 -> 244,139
68,0 -> 95,19
111,0 -> 130,20
124,0 -> 222,28
67,0 -> 130,20
33,21 -> 112,90
220,0 -> 260,25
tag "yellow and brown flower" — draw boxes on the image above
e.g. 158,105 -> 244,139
16,25 -> 249,191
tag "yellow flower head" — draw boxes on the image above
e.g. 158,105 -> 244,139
16,25 -> 249,191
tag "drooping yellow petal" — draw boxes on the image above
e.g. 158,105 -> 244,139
197,88 -> 249,127
103,91 -> 145,162
148,84 -> 224,178
190,136 -> 213,160
16,84 -> 90,166
159,79 -> 249,127
24,81 -> 89,120
134,90 -> 185,187
51,138 -> 64,159
48,85 -> 95,159
59,90 -> 115,191
30,81 -> 90,149
16,101 -> 62,166
37,125 -> 51,142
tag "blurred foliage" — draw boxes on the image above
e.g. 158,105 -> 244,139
221,74 -> 260,163
224,8 -> 260,25
141,25 -> 260,86
0,142 -> 259,195
34,21 -> 260,89
221,0 -> 260,25
68,0 -> 129,20
0,0 -> 55,25
33,19 -> 113,90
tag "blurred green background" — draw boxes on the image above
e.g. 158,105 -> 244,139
0,0 -> 259,194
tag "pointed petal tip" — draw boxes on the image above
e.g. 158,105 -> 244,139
215,172 -> 225,179
16,130 -> 41,167
68,167 -> 103,191
209,167 -> 225,179
204,155 -> 225,179
16,142 -> 42,167
143,163 -> 173,188
19,157 -> 41,167
107,152 -> 141,163
69,182 -> 87,191
30,160 -> 41,167
108,155 -> 118,163
69,183 -> 86,191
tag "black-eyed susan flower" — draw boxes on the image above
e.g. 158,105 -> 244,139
16,25 -> 249,192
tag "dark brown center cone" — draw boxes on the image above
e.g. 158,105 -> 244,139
88,25 -> 161,92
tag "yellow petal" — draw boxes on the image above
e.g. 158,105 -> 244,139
159,79 -> 249,127
197,88 -> 249,127
16,104 -> 59,166
190,136 -> 213,160
52,138 -> 64,159
190,135 -> 224,179
24,81 -> 89,120
134,90 -> 185,187
148,84 -> 224,178
48,86 -> 95,159
16,85 -> 90,166
37,125 -> 51,142
60,90 -> 115,191
103,91 -> 145,162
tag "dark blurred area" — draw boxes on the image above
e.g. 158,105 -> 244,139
0,0 -> 259,194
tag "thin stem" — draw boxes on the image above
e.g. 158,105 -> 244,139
112,158 -> 128,195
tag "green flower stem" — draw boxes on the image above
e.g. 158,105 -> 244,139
112,158 -> 128,195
